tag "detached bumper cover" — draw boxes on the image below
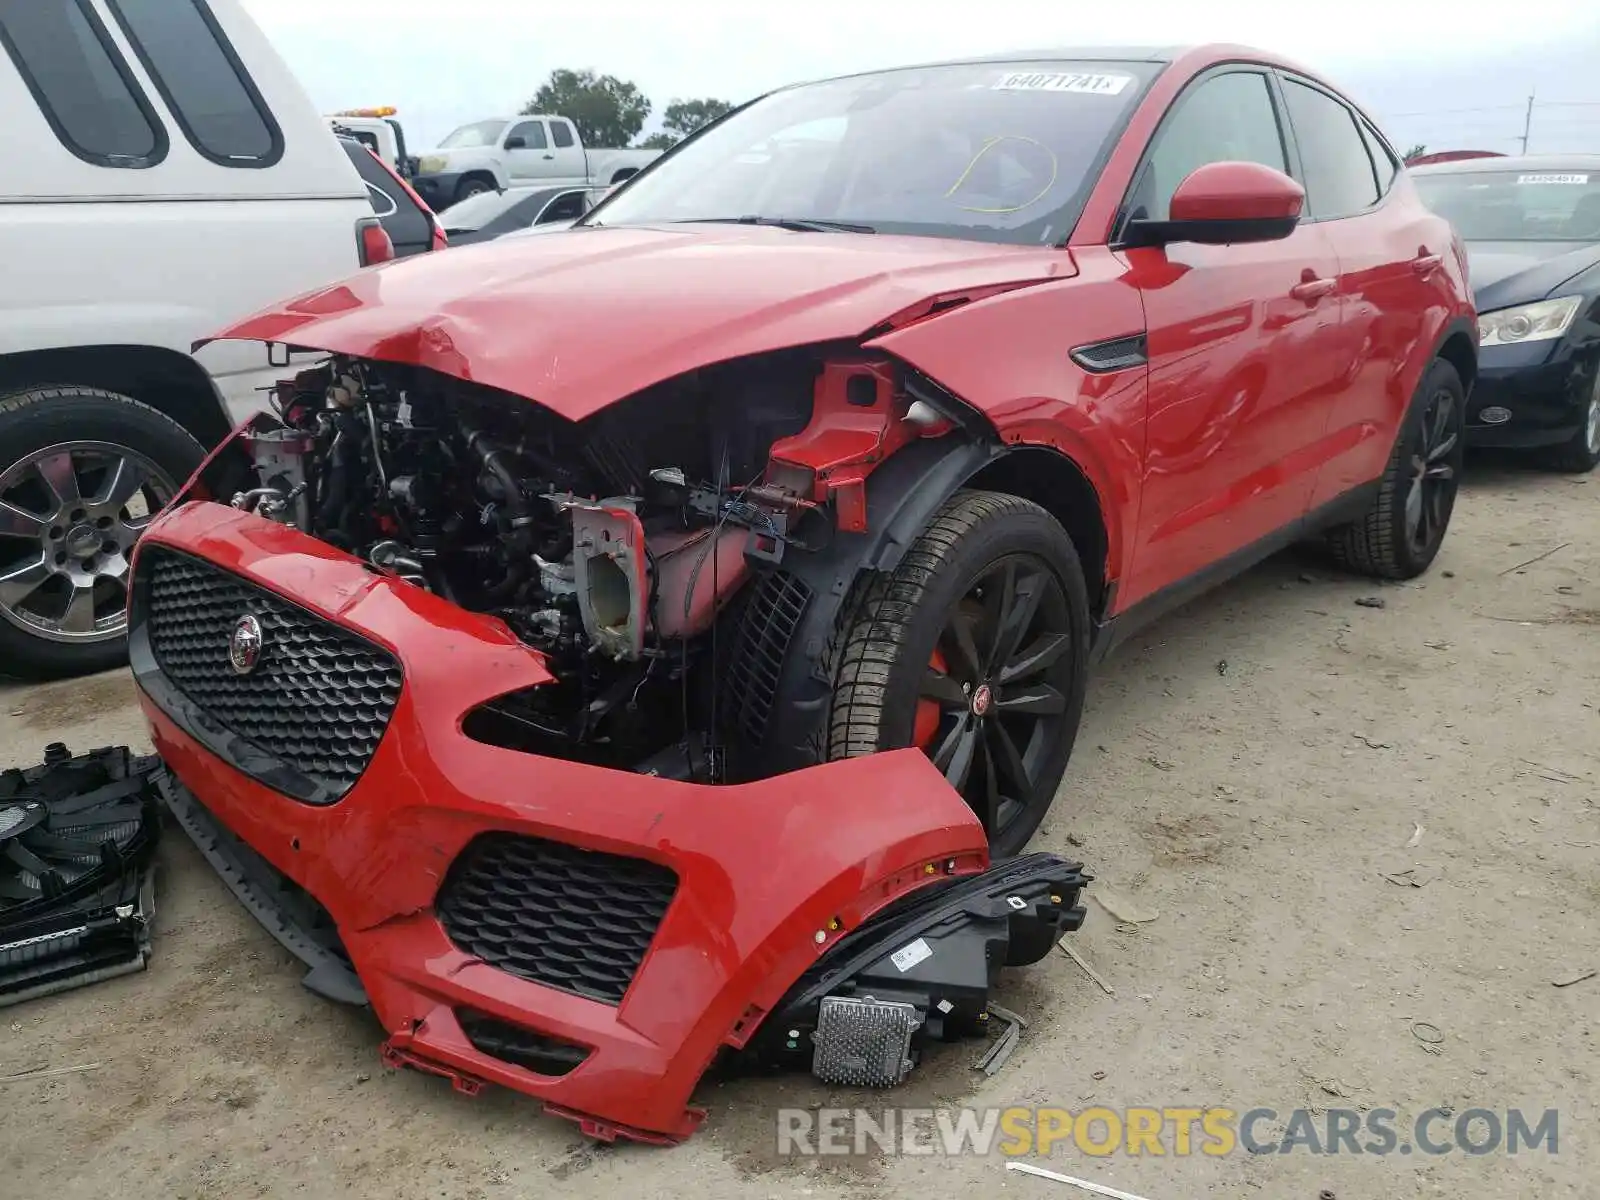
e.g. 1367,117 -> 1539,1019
130,501 -> 1012,1143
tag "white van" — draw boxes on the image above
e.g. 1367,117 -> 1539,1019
0,0 -> 384,678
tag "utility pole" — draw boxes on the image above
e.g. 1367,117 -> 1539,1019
1521,91 -> 1535,154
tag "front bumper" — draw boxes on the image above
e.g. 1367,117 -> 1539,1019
129,500 -> 995,1143
1467,339 -> 1600,449
409,171 -> 465,210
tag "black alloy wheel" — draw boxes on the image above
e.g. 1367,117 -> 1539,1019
920,555 -> 1076,850
1405,382 -> 1460,556
826,490 -> 1091,857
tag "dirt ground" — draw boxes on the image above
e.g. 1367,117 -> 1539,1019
2,455 -> 1595,1200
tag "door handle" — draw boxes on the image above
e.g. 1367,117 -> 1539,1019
543,153 -> 555,160
1290,276 -> 1337,303
1412,252 -> 1443,275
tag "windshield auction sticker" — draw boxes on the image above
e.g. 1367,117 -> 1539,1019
1515,173 -> 1590,184
992,71 -> 1133,95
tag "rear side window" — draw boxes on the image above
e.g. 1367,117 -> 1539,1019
1282,79 -> 1380,218
551,120 -> 575,149
107,0 -> 282,167
0,0 -> 167,168
540,191 -> 589,222
1358,119 -> 1398,194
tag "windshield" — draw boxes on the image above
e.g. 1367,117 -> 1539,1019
1414,169 -> 1600,241
439,120 -> 506,149
440,187 -> 526,230
586,60 -> 1160,245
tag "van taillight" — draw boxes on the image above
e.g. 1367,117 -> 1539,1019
357,217 -> 394,266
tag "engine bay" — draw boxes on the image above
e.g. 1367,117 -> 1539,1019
228,348 -> 957,782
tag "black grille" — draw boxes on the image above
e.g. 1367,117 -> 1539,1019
457,1010 -> 590,1076
723,569 -> 811,746
436,834 -> 678,1005
139,547 -> 402,800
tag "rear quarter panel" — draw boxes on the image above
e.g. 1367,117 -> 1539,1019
1311,175 -> 1471,505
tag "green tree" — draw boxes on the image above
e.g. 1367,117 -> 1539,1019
1403,143 -> 1427,160
522,69 -> 651,148
637,97 -> 735,150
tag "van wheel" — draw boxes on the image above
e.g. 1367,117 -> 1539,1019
0,386 -> 204,679
455,176 -> 493,204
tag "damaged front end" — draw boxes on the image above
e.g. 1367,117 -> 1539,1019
130,335 -> 1085,1142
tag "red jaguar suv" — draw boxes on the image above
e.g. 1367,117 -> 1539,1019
125,44 -> 1475,1144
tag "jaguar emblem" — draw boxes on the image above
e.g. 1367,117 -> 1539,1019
228,614 -> 264,676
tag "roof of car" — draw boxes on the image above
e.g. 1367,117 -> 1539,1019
918,45 -> 1187,64
1411,154 -> 1600,175
786,44 -> 1320,92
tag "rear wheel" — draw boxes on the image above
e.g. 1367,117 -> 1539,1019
825,490 -> 1091,857
1325,358 -> 1465,580
0,386 -> 203,679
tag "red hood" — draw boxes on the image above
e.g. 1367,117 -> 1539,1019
207,224 -> 1077,421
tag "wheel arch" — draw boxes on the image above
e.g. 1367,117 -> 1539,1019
723,434 -> 1111,779
1434,322 -> 1477,397
962,446 -> 1111,621
0,345 -> 233,449
459,169 -> 500,194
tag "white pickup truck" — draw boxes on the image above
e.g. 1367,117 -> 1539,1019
409,115 -> 661,210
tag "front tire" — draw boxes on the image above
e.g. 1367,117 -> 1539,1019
1325,358 -> 1465,580
0,386 -> 203,679
1545,378 -> 1600,473
454,176 -> 493,205
825,490 -> 1091,858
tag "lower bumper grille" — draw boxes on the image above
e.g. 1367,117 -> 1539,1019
135,547 -> 402,802
457,1010 -> 590,1076
436,834 -> 678,1005
724,569 -> 811,747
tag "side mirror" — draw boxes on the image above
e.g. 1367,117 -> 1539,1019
504,135 -> 527,150
1124,161 -> 1304,248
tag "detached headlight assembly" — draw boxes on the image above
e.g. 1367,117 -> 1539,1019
1477,295 -> 1583,347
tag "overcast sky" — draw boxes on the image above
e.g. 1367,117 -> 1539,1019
241,0 -> 1600,154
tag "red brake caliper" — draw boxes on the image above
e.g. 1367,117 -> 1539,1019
915,647 -> 950,749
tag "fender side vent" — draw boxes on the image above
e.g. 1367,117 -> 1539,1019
1070,333 -> 1148,374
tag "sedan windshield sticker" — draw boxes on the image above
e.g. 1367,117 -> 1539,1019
1515,173 -> 1590,184
993,71 -> 1133,96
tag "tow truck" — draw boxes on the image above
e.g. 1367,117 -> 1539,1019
324,107 -> 416,179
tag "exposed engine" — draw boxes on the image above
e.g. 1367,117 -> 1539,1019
228,349 -> 950,780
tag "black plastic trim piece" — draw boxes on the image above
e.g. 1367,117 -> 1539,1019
739,852 -> 1091,1073
155,772 -> 368,1006
0,745 -> 163,1007
1090,479 -> 1381,664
